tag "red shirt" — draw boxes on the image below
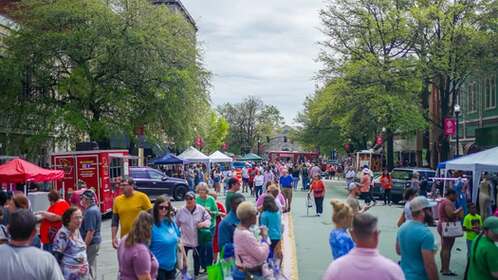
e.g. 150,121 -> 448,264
40,199 -> 70,244
311,180 -> 326,198
380,175 -> 392,190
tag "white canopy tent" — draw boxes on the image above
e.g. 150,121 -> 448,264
178,146 -> 210,163
444,146 -> 498,203
209,151 -> 233,163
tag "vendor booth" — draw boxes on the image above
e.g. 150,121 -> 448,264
209,151 -> 233,163
152,153 -> 186,165
444,146 -> 498,203
0,158 -> 64,211
178,146 -> 210,163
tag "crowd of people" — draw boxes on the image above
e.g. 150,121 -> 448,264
324,164 -> 498,280
1,158 -> 498,280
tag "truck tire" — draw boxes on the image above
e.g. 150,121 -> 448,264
173,185 -> 188,201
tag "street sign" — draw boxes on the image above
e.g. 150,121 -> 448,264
444,118 -> 456,136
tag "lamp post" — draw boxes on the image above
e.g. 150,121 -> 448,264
454,104 -> 461,157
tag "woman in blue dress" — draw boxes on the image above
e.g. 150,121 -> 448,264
328,199 -> 355,260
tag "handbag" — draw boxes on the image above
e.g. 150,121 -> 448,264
442,221 -> 464,237
198,227 -> 212,245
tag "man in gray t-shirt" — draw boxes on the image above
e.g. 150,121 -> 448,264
0,209 -> 64,280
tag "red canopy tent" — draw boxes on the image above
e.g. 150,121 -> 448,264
0,158 -> 64,184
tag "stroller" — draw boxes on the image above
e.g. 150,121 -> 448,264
305,192 -> 315,216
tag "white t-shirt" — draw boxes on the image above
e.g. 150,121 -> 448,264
254,175 -> 265,186
0,244 -> 64,280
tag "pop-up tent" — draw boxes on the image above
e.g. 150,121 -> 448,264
152,153 -> 186,165
238,153 -> 263,161
0,158 -> 64,183
209,151 -> 233,163
444,146 -> 498,203
178,146 -> 209,163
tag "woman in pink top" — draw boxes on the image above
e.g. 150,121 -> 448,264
118,211 -> 158,280
233,201 -> 271,280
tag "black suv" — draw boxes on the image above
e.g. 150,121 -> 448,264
391,168 -> 436,204
130,167 -> 189,201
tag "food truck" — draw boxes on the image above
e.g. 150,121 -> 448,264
267,151 -> 320,163
51,150 -> 136,214
355,150 -> 382,172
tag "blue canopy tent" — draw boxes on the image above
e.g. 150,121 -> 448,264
152,153 -> 185,165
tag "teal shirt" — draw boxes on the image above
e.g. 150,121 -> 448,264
397,220 -> 436,280
260,210 -> 282,241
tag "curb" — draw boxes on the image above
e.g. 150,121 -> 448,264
282,212 -> 299,280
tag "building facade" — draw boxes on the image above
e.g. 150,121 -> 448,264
455,71 -> 498,152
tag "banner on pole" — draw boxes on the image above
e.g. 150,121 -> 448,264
444,118 -> 456,136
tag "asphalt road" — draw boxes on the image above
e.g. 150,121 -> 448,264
291,179 -> 467,280
95,180 -> 468,280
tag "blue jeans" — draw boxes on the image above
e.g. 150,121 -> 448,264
292,177 -> 299,190
302,177 -> 310,190
255,185 -> 263,200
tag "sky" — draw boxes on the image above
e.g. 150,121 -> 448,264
181,0 -> 326,125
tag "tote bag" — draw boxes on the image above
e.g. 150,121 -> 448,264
442,221 -> 464,237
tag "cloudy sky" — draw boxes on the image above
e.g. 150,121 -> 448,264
181,0 -> 326,124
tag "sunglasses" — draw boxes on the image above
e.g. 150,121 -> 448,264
158,205 -> 170,210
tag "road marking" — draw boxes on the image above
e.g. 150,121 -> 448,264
282,212 -> 299,280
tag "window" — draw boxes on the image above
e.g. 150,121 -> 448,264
130,169 -> 147,179
485,75 -> 496,109
148,170 -> 164,180
468,82 -> 477,112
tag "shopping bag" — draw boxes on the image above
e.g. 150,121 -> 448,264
207,262 -> 223,280
442,221 -> 464,237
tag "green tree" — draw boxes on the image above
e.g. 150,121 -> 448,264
203,112 -> 230,154
218,96 -> 283,154
1,0 -> 210,156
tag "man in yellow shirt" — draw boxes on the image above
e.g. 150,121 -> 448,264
111,177 -> 152,249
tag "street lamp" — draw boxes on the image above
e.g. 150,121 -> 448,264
454,104 -> 461,157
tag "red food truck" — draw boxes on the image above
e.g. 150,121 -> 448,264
51,150 -> 136,214
267,151 -> 320,162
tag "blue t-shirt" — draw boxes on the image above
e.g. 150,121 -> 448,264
80,205 -> 102,245
397,220 -> 436,280
260,210 -> 282,241
329,228 -> 355,259
150,219 -> 181,271
218,211 -> 239,252
279,175 -> 293,188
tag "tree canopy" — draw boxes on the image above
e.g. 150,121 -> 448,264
0,0 -> 210,157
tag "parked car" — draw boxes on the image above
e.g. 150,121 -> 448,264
391,168 -> 436,204
130,167 -> 189,201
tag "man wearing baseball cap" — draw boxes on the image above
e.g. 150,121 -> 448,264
467,216 -> 498,279
396,196 -> 438,280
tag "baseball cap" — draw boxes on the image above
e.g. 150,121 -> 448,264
81,189 -> 95,201
410,196 -> 437,212
185,191 -> 196,199
363,168 -> 370,173
483,216 -> 498,234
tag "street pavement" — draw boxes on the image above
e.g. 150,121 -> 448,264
96,180 -> 468,280
291,179 -> 467,280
